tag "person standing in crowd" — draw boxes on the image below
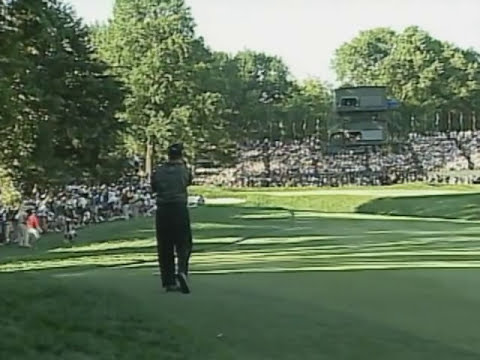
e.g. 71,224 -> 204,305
121,188 -> 131,220
37,196 -> 49,233
26,209 -> 42,246
16,206 -> 31,248
9,206 -> 19,244
151,143 -> 193,294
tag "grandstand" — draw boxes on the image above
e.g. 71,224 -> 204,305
193,86 -> 480,187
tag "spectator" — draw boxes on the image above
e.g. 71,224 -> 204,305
26,209 -> 42,246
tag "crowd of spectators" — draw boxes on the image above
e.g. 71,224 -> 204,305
195,131 -> 480,187
408,132 -> 469,172
0,179 -> 156,248
0,177 -> 206,248
455,131 -> 480,168
3,131 -> 480,247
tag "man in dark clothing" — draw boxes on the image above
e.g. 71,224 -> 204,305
151,143 -> 193,294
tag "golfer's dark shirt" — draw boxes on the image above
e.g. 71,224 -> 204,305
151,162 -> 192,205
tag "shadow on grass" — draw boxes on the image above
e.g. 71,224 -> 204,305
2,201 -> 480,274
356,193 -> 480,221
0,206 -> 293,272
4,200 -> 480,275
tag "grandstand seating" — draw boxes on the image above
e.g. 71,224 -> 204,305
193,132 -> 480,187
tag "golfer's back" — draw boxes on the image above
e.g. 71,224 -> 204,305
151,162 -> 191,205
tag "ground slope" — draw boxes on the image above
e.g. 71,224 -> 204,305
1,187 -> 480,359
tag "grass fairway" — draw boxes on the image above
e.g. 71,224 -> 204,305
2,187 -> 480,359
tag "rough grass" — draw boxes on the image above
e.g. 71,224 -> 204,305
2,187 -> 480,359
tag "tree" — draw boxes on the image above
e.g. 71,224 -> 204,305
232,50 -> 294,139
382,27 -> 480,129
0,1 -> 17,127
333,28 -> 396,86
94,0 -> 227,173
282,79 -> 332,140
440,46 -> 480,115
0,0 -> 125,185
381,27 -> 445,108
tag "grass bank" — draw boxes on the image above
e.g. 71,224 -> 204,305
193,184 -> 480,220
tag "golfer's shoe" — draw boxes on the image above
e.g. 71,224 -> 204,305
177,273 -> 190,294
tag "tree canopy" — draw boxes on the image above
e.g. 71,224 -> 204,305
0,0 -> 125,189
1,0 -> 479,194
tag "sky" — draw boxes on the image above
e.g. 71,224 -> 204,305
67,0 -> 480,84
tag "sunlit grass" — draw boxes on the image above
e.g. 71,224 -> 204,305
49,239 -> 156,253
189,261 -> 480,274
3,188 -> 480,359
4,228 -> 480,274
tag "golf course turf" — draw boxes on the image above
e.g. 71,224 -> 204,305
1,185 -> 480,359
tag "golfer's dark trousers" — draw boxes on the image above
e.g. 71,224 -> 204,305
155,202 -> 193,287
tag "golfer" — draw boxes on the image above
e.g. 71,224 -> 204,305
151,143 -> 193,294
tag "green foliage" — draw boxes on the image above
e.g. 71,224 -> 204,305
231,50 -> 293,139
94,0 -> 217,169
201,50 -> 332,142
282,79 -> 332,139
0,167 -> 21,206
0,0 -> 125,186
3,0 -> 480,190
333,27 -> 397,86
